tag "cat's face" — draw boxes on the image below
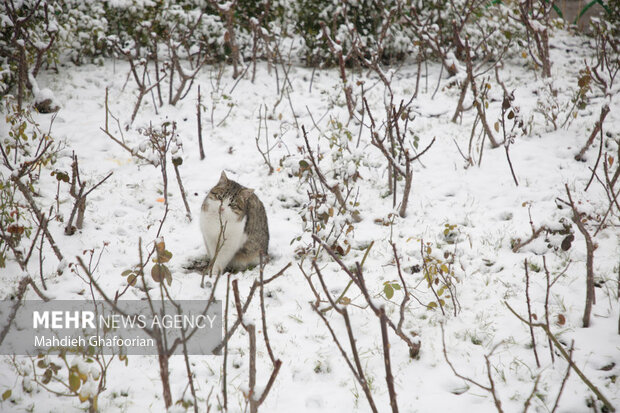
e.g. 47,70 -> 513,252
205,172 -> 254,218
207,186 -> 246,217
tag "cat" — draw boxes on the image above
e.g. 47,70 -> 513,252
200,171 -> 269,275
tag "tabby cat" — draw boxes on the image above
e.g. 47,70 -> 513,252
200,172 -> 269,274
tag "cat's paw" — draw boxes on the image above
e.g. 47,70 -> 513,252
211,263 -> 225,275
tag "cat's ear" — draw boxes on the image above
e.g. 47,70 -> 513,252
241,188 -> 254,198
218,171 -> 228,184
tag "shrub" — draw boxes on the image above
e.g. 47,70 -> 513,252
294,0 -> 411,66
0,0 -> 62,105
60,0 -> 108,65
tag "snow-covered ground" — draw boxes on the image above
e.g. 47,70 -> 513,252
1,29 -> 619,412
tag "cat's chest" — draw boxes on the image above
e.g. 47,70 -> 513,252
200,199 -> 247,242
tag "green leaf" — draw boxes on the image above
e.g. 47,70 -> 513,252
127,274 -> 137,286
121,270 -> 132,277
53,171 -> 70,183
392,283 -> 401,290
384,284 -> 394,300
2,389 -> 11,401
158,250 -> 173,264
427,301 -> 437,309
69,372 -> 81,392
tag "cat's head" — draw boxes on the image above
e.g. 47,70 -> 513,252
207,171 -> 254,217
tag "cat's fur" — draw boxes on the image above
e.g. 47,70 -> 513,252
200,172 -> 269,274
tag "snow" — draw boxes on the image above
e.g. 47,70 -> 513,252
56,258 -> 68,273
0,26 -> 619,413
531,20 -> 547,33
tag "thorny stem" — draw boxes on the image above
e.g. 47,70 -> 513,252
303,261 -> 379,413
197,85 -> 205,160
575,105 -> 610,162
440,324 -> 504,413
312,234 -> 421,358
0,276 -> 49,346
551,341 -> 574,413
232,280 -> 281,413
101,88 -> 150,163
222,272 -> 229,410
12,177 -> 63,262
462,37 -> 500,148
542,256 -> 555,363
565,185 -> 596,328
322,241 -> 374,313
505,302 -> 615,412
259,254 -> 276,364
380,307 -> 399,413
523,259 -> 540,368
584,106 -> 609,191
173,160 -> 192,221
301,125 -> 361,222
212,262 -> 290,354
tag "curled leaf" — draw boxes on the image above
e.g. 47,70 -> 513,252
561,234 -> 574,251
157,250 -> 173,264
155,238 -> 166,254
42,369 -> 52,385
502,97 -> 511,110
556,314 -> 566,326
338,296 -> 351,305
151,264 -> 172,284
